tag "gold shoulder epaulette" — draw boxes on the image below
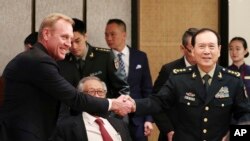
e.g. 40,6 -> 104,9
94,47 -> 110,52
222,68 -> 240,77
173,67 -> 192,75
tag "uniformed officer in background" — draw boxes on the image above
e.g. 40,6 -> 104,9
131,28 -> 250,141
58,18 -> 129,97
57,18 -> 130,119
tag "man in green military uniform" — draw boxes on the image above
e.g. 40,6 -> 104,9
58,18 -> 129,98
129,28 -> 250,141
57,18 -> 130,119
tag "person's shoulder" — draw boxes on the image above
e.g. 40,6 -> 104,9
162,57 -> 184,69
172,66 -> 193,75
221,67 -> 241,78
92,46 -> 111,54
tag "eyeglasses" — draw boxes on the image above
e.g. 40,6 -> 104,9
84,89 -> 107,97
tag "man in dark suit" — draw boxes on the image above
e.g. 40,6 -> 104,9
129,28 -> 250,141
105,19 -> 153,141
0,13 -> 133,141
52,76 -> 132,141
153,28 -> 198,141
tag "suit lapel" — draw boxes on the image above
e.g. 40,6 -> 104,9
127,47 -> 135,82
72,115 -> 88,141
205,65 -> 223,104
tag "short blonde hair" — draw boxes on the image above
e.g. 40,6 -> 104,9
38,13 -> 74,40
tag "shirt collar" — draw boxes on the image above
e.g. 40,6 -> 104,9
112,45 -> 129,56
198,65 -> 216,79
82,112 -> 106,125
184,56 -> 192,67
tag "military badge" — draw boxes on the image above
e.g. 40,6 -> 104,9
215,86 -> 229,98
89,52 -> 94,58
192,72 -> 196,78
114,57 -> 119,69
184,92 -> 196,101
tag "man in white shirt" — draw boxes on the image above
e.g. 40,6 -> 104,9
52,76 -> 132,141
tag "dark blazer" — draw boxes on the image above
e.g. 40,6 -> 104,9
136,65 -> 250,141
0,43 -> 109,141
152,57 -> 186,141
57,43 -> 129,98
51,113 -> 132,141
126,47 -> 153,139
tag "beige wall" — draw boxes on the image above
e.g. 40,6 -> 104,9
139,0 -> 219,82
0,0 -> 32,75
87,0 -> 131,48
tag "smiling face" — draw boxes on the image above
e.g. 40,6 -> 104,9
192,30 -> 221,73
42,19 -> 73,61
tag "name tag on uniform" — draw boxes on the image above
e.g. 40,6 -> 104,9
184,92 -> 196,101
244,76 -> 250,79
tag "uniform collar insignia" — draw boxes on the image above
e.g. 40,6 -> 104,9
192,72 -> 196,78
218,72 -> 222,79
89,52 -> 94,58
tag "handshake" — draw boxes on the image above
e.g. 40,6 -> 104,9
110,95 -> 136,116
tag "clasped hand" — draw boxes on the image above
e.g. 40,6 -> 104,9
111,95 -> 136,116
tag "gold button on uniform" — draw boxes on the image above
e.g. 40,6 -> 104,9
203,129 -> 207,133
187,102 -> 190,105
204,118 -> 208,122
221,104 -> 225,107
205,106 -> 209,111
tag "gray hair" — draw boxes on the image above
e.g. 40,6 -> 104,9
77,76 -> 107,93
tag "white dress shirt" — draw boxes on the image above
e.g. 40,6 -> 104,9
82,112 -> 122,141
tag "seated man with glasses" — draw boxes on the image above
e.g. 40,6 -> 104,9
52,76 -> 132,141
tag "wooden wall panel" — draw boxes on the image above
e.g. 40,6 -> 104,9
0,0 -> 32,75
35,0 -> 84,31
139,0 -> 219,82
87,0 -> 131,48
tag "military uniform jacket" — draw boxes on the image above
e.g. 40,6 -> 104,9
136,65 -> 250,141
58,44 -> 129,98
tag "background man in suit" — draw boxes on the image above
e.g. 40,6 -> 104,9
53,76 -> 132,141
105,18 -> 153,141
153,28 -> 198,141
0,13 -> 133,141
129,28 -> 250,141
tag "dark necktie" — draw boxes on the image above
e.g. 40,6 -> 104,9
117,53 -> 126,77
95,118 -> 113,141
77,59 -> 85,76
203,74 -> 211,94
